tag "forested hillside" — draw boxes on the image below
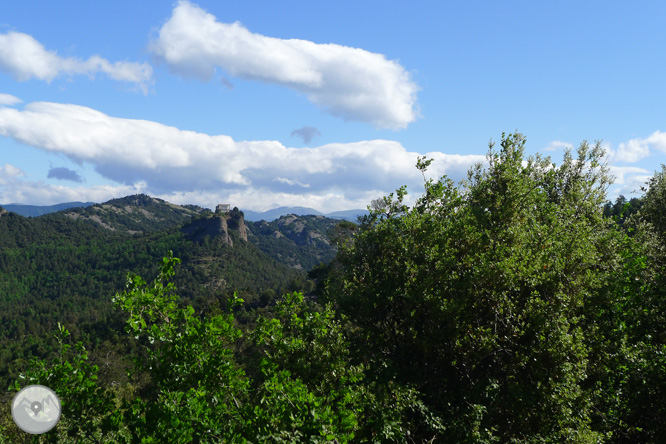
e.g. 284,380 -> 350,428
0,201 -> 342,395
2,134 -> 665,442
61,194 -> 209,233
246,214 -> 340,270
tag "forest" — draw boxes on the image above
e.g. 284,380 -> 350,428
1,132 -> 665,443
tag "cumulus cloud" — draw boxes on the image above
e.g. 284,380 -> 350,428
0,100 -> 481,212
0,31 -> 153,92
616,139 -> 650,163
607,172 -> 653,201
614,131 -> 666,163
291,126 -> 321,144
150,1 -> 419,129
0,180 -> 145,207
0,93 -> 21,106
0,162 -> 144,205
47,167 -> 83,183
0,163 -> 25,179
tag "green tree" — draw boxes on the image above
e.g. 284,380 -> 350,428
326,133 -> 621,443
2,251 -> 438,442
591,164 -> 666,442
112,252 -> 248,443
250,292 -> 443,443
3,324 -> 125,443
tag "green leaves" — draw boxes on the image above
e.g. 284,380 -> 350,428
328,133 -> 619,442
7,324 -> 125,442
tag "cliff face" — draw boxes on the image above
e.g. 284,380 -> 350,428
226,210 -> 248,242
181,209 -> 247,246
181,215 -> 233,245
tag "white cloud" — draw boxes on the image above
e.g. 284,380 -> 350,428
544,140 -> 573,152
0,100 -> 481,211
607,173 -> 653,202
0,162 -> 145,205
613,131 -> 666,163
153,188 -> 389,214
0,31 -> 153,92
0,93 -> 21,106
616,139 -> 650,163
274,177 -> 311,188
645,130 -> 666,154
149,1 -> 419,129
607,165 -> 651,185
0,163 -> 25,180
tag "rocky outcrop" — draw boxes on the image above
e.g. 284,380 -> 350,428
181,215 -> 233,246
226,209 -> 248,242
244,214 -> 340,270
181,209 -> 248,246
274,214 -> 328,246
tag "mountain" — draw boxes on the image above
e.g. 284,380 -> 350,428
325,208 -> 370,221
0,193 -> 353,409
0,201 -> 95,217
181,207 -> 248,247
241,206 -> 323,222
2,197 -> 368,223
60,194 -> 209,233
246,214 -> 340,270
0,197 -> 318,389
51,195 -> 342,270
241,206 -> 368,222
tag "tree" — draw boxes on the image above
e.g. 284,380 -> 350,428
2,252 -> 439,442
4,324 -> 125,443
326,133 -> 621,443
112,252 -> 249,442
592,164 -> 666,441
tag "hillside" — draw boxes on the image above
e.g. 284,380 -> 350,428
51,195 -> 342,271
0,196 -> 345,390
60,194 -> 209,233
246,214 -> 340,270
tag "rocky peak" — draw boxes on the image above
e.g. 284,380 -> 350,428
226,207 -> 248,242
181,208 -> 248,245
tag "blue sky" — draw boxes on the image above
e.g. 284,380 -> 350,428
0,1 -> 663,212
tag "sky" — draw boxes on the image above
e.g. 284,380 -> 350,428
0,1 -> 664,212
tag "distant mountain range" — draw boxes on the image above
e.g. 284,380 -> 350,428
0,201 -> 95,217
1,199 -> 368,222
241,206 -> 368,222
0,194 -> 345,271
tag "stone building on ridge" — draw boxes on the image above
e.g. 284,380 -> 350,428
216,203 -> 230,214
